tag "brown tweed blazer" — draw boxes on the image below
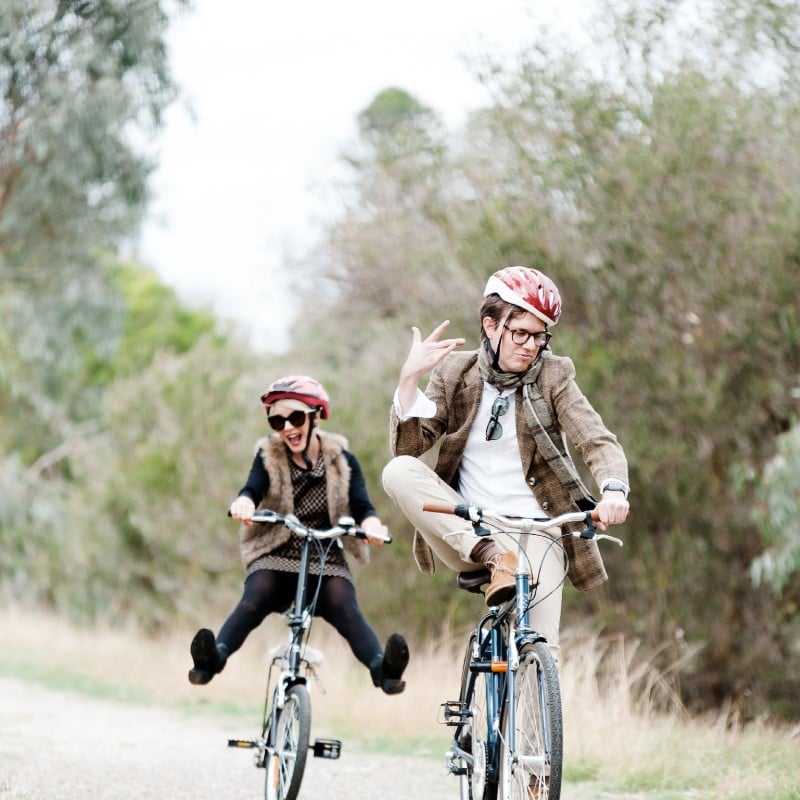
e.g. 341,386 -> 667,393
389,349 -> 628,591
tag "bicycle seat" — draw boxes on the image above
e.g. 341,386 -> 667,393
457,567 -> 491,594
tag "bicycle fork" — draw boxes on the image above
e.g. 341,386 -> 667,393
503,568 -> 554,780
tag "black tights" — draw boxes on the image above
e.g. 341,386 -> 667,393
217,570 -> 382,669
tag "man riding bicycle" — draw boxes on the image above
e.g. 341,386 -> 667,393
382,266 -> 630,665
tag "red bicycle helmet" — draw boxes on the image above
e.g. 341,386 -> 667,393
260,375 -> 331,419
483,266 -> 562,326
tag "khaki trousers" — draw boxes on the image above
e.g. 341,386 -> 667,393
382,455 -> 565,659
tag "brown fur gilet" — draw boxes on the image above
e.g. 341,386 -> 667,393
238,431 -> 370,569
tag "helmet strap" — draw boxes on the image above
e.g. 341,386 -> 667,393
300,411 -> 319,470
487,311 -> 514,371
487,337 -> 501,371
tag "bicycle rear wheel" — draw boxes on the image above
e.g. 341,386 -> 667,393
459,633 -> 498,800
265,683 -> 311,800
499,641 -> 562,800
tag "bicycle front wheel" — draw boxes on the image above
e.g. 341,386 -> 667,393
499,641 -> 562,800
265,683 -> 311,800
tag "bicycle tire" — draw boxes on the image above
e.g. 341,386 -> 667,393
499,641 -> 562,800
459,633 -> 499,800
264,683 -> 311,800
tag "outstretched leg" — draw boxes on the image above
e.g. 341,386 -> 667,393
188,568 -> 295,685
314,575 -> 409,694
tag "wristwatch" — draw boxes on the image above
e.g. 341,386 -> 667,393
601,479 -> 629,499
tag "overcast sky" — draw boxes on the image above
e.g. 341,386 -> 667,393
137,0 -> 590,351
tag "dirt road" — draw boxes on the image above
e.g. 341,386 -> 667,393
1,676 -> 456,800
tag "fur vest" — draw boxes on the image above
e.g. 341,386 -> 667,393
238,431 -> 370,569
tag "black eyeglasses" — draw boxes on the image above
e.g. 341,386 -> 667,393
485,394 -> 510,441
268,409 -> 308,431
503,325 -> 552,348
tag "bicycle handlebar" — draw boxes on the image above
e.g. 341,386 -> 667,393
422,502 -> 623,546
230,508 -> 392,544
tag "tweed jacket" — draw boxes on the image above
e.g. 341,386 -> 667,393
389,349 -> 628,591
238,431 -> 370,569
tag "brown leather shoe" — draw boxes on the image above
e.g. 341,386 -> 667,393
484,551 -> 517,606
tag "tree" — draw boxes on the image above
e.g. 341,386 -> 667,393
285,0 -> 800,716
0,0 -> 185,457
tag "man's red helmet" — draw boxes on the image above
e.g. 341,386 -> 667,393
260,375 -> 331,419
484,266 -> 562,326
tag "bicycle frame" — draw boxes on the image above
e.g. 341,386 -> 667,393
228,511 -> 389,794
456,562 -> 545,784
260,525 -> 337,752
436,502 -> 623,800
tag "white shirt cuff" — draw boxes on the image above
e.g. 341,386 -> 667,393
393,388 -> 437,421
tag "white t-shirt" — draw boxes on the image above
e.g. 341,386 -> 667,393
394,384 -> 548,518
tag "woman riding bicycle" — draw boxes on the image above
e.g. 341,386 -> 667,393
382,266 -> 630,664
188,375 -> 409,695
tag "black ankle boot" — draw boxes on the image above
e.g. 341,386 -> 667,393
188,628 -> 229,686
370,634 -> 409,695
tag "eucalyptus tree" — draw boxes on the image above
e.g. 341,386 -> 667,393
0,1 -> 186,617
0,0 -> 184,459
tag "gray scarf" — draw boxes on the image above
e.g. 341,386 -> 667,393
477,339 -> 547,389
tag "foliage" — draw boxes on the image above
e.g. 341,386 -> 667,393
89,261 -> 221,384
286,0 -> 800,716
3,0 -> 800,723
751,424 -> 800,595
0,0 -> 185,454
357,86 -> 437,139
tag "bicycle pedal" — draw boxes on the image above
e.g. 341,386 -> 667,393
311,738 -> 341,759
439,701 -> 469,726
445,751 -> 468,776
227,738 -> 258,749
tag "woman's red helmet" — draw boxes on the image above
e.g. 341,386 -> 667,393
483,266 -> 562,326
260,375 -> 331,419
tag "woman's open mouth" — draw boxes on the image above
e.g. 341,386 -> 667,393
285,431 -> 304,448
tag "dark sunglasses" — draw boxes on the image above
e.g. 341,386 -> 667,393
485,394 -> 510,441
268,409 -> 308,431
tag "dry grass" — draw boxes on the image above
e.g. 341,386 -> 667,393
0,605 -> 460,754
3,606 -> 800,798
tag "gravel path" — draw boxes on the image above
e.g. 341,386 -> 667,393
1,676 -> 456,800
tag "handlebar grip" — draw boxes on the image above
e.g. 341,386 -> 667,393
422,503 -> 457,514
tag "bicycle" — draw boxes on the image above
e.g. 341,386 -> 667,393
424,502 -> 623,800
226,509 -> 392,800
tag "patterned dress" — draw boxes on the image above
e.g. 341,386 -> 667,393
245,453 -> 352,581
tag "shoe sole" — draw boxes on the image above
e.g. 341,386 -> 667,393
485,583 -> 516,606
188,667 -> 213,685
383,634 -> 409,680
190,628 -> 217,671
